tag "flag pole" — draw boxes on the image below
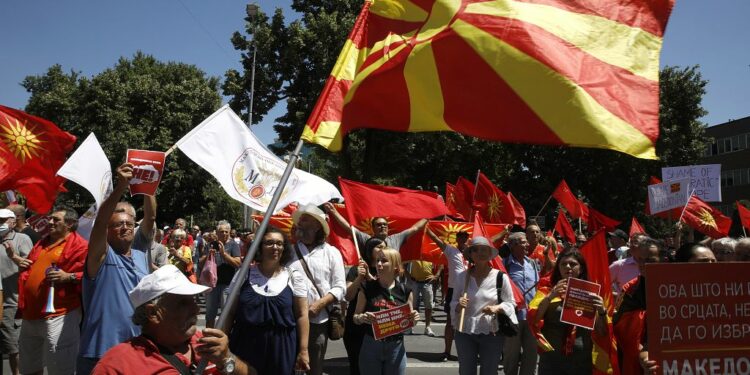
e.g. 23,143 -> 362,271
534,194 -> 553,219
677,188 -> 697,223
472,170 -> 481,202
195,138 -> 305,374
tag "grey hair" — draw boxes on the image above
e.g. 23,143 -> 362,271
114,202 -> 136,218
52,205 -> 79,231
711,237 -> 737,251
508,232 -> 526,246
131,296 -> 162,326
171,228 -> 187,238
216,220 -> 231,230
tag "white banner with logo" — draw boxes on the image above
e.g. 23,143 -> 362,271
176,105 -> 342,213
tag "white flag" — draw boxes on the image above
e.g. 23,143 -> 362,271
56,133 -> 112,208
176,105 -> 342,213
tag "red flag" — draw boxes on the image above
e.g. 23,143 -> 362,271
339,177 -> 447,224
445,182 -> 465,221
552,180 -> 589,220
579,231 -> 620,375
737,202 -> 750,233
0,105 -> 76,213
587,207 -> 621,233
454,176 -> 475,220
554,209 -> 576,244
630,217 -> 646,237
474,172 -> 514,224
681,196 -> 731,239
507,191 -> 527,227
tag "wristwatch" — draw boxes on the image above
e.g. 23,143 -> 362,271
220,355 -> 236,374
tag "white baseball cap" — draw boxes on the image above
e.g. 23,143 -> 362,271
0,209 -> 15,219
129,265 -> 209,309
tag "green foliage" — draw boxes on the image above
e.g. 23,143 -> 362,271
22,53 -> 241,228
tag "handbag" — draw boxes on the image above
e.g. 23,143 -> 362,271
495,270 -> 519,337
198,251 -> 218,288
294,244 -> 345,340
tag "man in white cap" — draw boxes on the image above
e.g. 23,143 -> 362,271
0,207 -> 32,375
287,203 -> 346,375
92,265 -> 254,374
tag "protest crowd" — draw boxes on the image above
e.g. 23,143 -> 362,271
1,153 -> 749,375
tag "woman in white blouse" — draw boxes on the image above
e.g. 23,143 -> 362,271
451,236 -> 518,375
226,227 -> 310,374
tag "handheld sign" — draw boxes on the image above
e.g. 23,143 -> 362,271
661,164 -> 721,202
646,263 -> 750,375
126,149 -> 166,196
647,178 -> 691,214
371,304 -> 414,340
560,277 -> 601,330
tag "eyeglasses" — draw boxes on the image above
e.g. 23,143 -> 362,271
262,240 -> 284,248
109,221 -> 135,229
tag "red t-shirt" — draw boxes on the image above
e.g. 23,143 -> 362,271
91,332 -> 220,375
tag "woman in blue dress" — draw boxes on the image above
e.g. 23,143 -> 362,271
227,227 -> 310,374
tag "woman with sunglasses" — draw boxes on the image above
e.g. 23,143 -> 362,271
226,227 -> 310,374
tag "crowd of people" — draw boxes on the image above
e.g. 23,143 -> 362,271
0,162 -> 748,374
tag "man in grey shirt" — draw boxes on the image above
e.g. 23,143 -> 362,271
323,202 -> 427,250
0,208 -> 32,375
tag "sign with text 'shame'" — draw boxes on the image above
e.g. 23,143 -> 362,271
661,164 -> 721,202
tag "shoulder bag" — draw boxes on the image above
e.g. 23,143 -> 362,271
294,244 -> 345,340
495,270 -> 520,337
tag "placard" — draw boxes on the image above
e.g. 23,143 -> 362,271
126,149 -> 166,196
647,178 -> 691,214
560,277 -> 601,330
661,164 -> 721,202
371,304 -> 414,340
646,263 -> 750,374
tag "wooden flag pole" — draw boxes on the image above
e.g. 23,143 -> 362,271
677,188 -> 697,223
194,139 -> 305,374
534,194 -> 553,219
472,169 -> 481,202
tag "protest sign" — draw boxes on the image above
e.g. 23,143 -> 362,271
371,304 -> 414,340
647,178 -> 691,214
560,277 -> 601,330
646,263 -> 750,374
126,149 -> 166,196
662,164 -> 721,202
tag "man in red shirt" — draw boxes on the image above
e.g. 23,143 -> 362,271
525,222 -> 554,275
92,265 -> 255,375
17,206 -> 88,375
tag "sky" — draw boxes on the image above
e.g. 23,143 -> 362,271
2,0 -> 749,147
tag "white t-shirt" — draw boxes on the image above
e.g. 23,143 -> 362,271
444,245 -> 467,289
450,269 -> 517,335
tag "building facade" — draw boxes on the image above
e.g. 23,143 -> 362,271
700,116 -> 750,215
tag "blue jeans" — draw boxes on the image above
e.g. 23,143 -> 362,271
358,334 -> 406,375
454,331 -> 504,375
205,284 -> 229,325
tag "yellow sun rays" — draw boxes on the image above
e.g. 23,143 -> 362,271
0,116 -> 46,163
697,208 -> 718,230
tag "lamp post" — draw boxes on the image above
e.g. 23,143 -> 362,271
243,3 -> 260,229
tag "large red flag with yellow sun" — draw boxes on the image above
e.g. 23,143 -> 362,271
0,105 -> 76,213
303,0 -> 674,159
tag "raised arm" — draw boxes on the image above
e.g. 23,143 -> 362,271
87,163 -> 132,278
139,194 -> 157,242
402,219 -> 428,239
426,228 -> 447,251
323,202 -> 352,233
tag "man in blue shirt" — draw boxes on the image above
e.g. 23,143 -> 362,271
77,163 -> 151,374
502,232 -> 539,375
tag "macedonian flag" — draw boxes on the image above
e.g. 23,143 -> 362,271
303,0 -> 674,159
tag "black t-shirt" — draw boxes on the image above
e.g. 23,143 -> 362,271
362,280 -> 411,337
18,226 -> 40,245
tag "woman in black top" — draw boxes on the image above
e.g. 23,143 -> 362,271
352,248 -> 419,375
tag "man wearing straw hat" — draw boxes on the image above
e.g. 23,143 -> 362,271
16,206 -> 88,375
287,203 -> 346,375
92,265 -> 254,374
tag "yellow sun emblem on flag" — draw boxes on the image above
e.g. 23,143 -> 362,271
697,208 -> 717,230
487,193 -> 503,221
433,223 -> 472,247
0,116 -> 44,163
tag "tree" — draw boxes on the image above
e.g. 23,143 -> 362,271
22,53 -> 244,227
225,1 -> 709,238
